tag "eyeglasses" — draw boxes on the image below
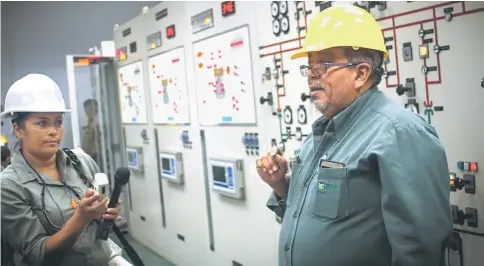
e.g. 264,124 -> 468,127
300,62 -> 354,77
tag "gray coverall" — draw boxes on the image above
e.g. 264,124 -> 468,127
267,87 -> 453,266
1,148 -> 114,266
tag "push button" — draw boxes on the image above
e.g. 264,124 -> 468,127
457,161 -> 464,171
470,162 -> 478,172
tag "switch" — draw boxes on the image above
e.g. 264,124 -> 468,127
463,162 -> 470,171
470,162 -> 478,172
457,161 -> 464,171
463,174 -> 475,194
449,172 -> 458,192
465,207 -> 478,228
452,205 -> 478,227
451,205 -> 460,224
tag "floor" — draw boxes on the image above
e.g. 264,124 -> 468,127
112,234 -> 175,266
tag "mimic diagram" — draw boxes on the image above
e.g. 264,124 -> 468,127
117,61 -> 147,124
193,26 -> 256,125
148,47 -> 191,124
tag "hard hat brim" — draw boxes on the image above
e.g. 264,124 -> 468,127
0,109 -> 71,117
290,50 -> 308,60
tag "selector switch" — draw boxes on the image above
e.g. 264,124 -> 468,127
450,172 -> 475,193
451,205 -> 478,227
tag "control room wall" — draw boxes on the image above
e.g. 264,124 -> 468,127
0,1 -> 159,147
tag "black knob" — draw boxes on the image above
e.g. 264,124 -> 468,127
301,92 -> 311,102
481,78 -> 484,88
260,92 -> 274,106
396,84 -> 409,96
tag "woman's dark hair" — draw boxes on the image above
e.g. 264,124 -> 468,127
9,112 -> 30,152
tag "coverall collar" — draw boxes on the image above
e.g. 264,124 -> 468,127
10,149 -> 69,184
312,87 -> 379,140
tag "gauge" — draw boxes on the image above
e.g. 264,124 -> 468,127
382,71 -> 389,79
433,45 -> 440,54
283,106 -> 293,124
444,12 -> 452,21
281,16 -> 290,34
418,28 -> 425,37
297,106 -> 307,124
272,19 -> 281,36
421,65 -> 428,74
279,1 -> 288,15
271,1 -> 280,17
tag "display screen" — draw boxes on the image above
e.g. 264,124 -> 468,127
212,165 -> 226,183
128,151 -> 135,163
162,157 -> 171,171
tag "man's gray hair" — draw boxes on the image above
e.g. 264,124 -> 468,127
343,47 -> 384,86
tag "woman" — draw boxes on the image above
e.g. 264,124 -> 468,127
1,74 -> 127,265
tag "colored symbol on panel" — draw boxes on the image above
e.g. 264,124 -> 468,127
152,64 -> 156,68
198,63 -> 203,68
197,52 -> 203,57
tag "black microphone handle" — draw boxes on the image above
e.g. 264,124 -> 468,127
107,183 -> 123,208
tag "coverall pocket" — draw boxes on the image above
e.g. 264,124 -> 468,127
308,167 -> 348,222
286,163 -> 303,206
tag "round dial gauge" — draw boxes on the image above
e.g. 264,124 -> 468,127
271,2 -> 279,17
280,16 -> 290,33
279,1 -> 288,15
272,19 -> 281,35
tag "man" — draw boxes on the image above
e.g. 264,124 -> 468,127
256,5 -> 452,266
81,98 -> 101,164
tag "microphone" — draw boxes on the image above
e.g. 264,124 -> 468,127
96,167 -> 131,240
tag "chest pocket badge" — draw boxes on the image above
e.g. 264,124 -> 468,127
317,181 -> 338,192
308,168 -> 348,222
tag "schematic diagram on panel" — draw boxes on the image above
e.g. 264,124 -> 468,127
148,47 -> 191,124
193,26 -> 256,125
117,61 -> 148,124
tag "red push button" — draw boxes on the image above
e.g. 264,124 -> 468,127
470,162 -> 478,172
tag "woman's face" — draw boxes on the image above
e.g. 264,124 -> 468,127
14,112 -> 64,158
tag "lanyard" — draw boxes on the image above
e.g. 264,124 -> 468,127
59,170 -> 80,209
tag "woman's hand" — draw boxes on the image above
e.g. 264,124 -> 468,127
103,200 -> 121,220
76,189 -> 109,223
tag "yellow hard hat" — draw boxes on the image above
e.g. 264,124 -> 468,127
291,5 -> 389,60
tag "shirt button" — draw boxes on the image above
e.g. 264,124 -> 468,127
293,213 -> 298,218
285,246 -> 291,251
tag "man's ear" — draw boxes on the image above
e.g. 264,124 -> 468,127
354,63 -> 372,89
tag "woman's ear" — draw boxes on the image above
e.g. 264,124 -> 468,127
13,123 -> 24,140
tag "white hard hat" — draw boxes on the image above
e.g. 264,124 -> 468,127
1,73 -> 71,117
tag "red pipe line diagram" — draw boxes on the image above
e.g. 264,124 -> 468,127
259,1 -> 484,117
377,1 -> 484,109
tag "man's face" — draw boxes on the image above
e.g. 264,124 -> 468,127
307,48 -> 369,118
84,103 -> 98,119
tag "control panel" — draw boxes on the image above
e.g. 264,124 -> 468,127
126,147 -> 143,172
209,158 -> 244,199
159,151 -> 184,184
